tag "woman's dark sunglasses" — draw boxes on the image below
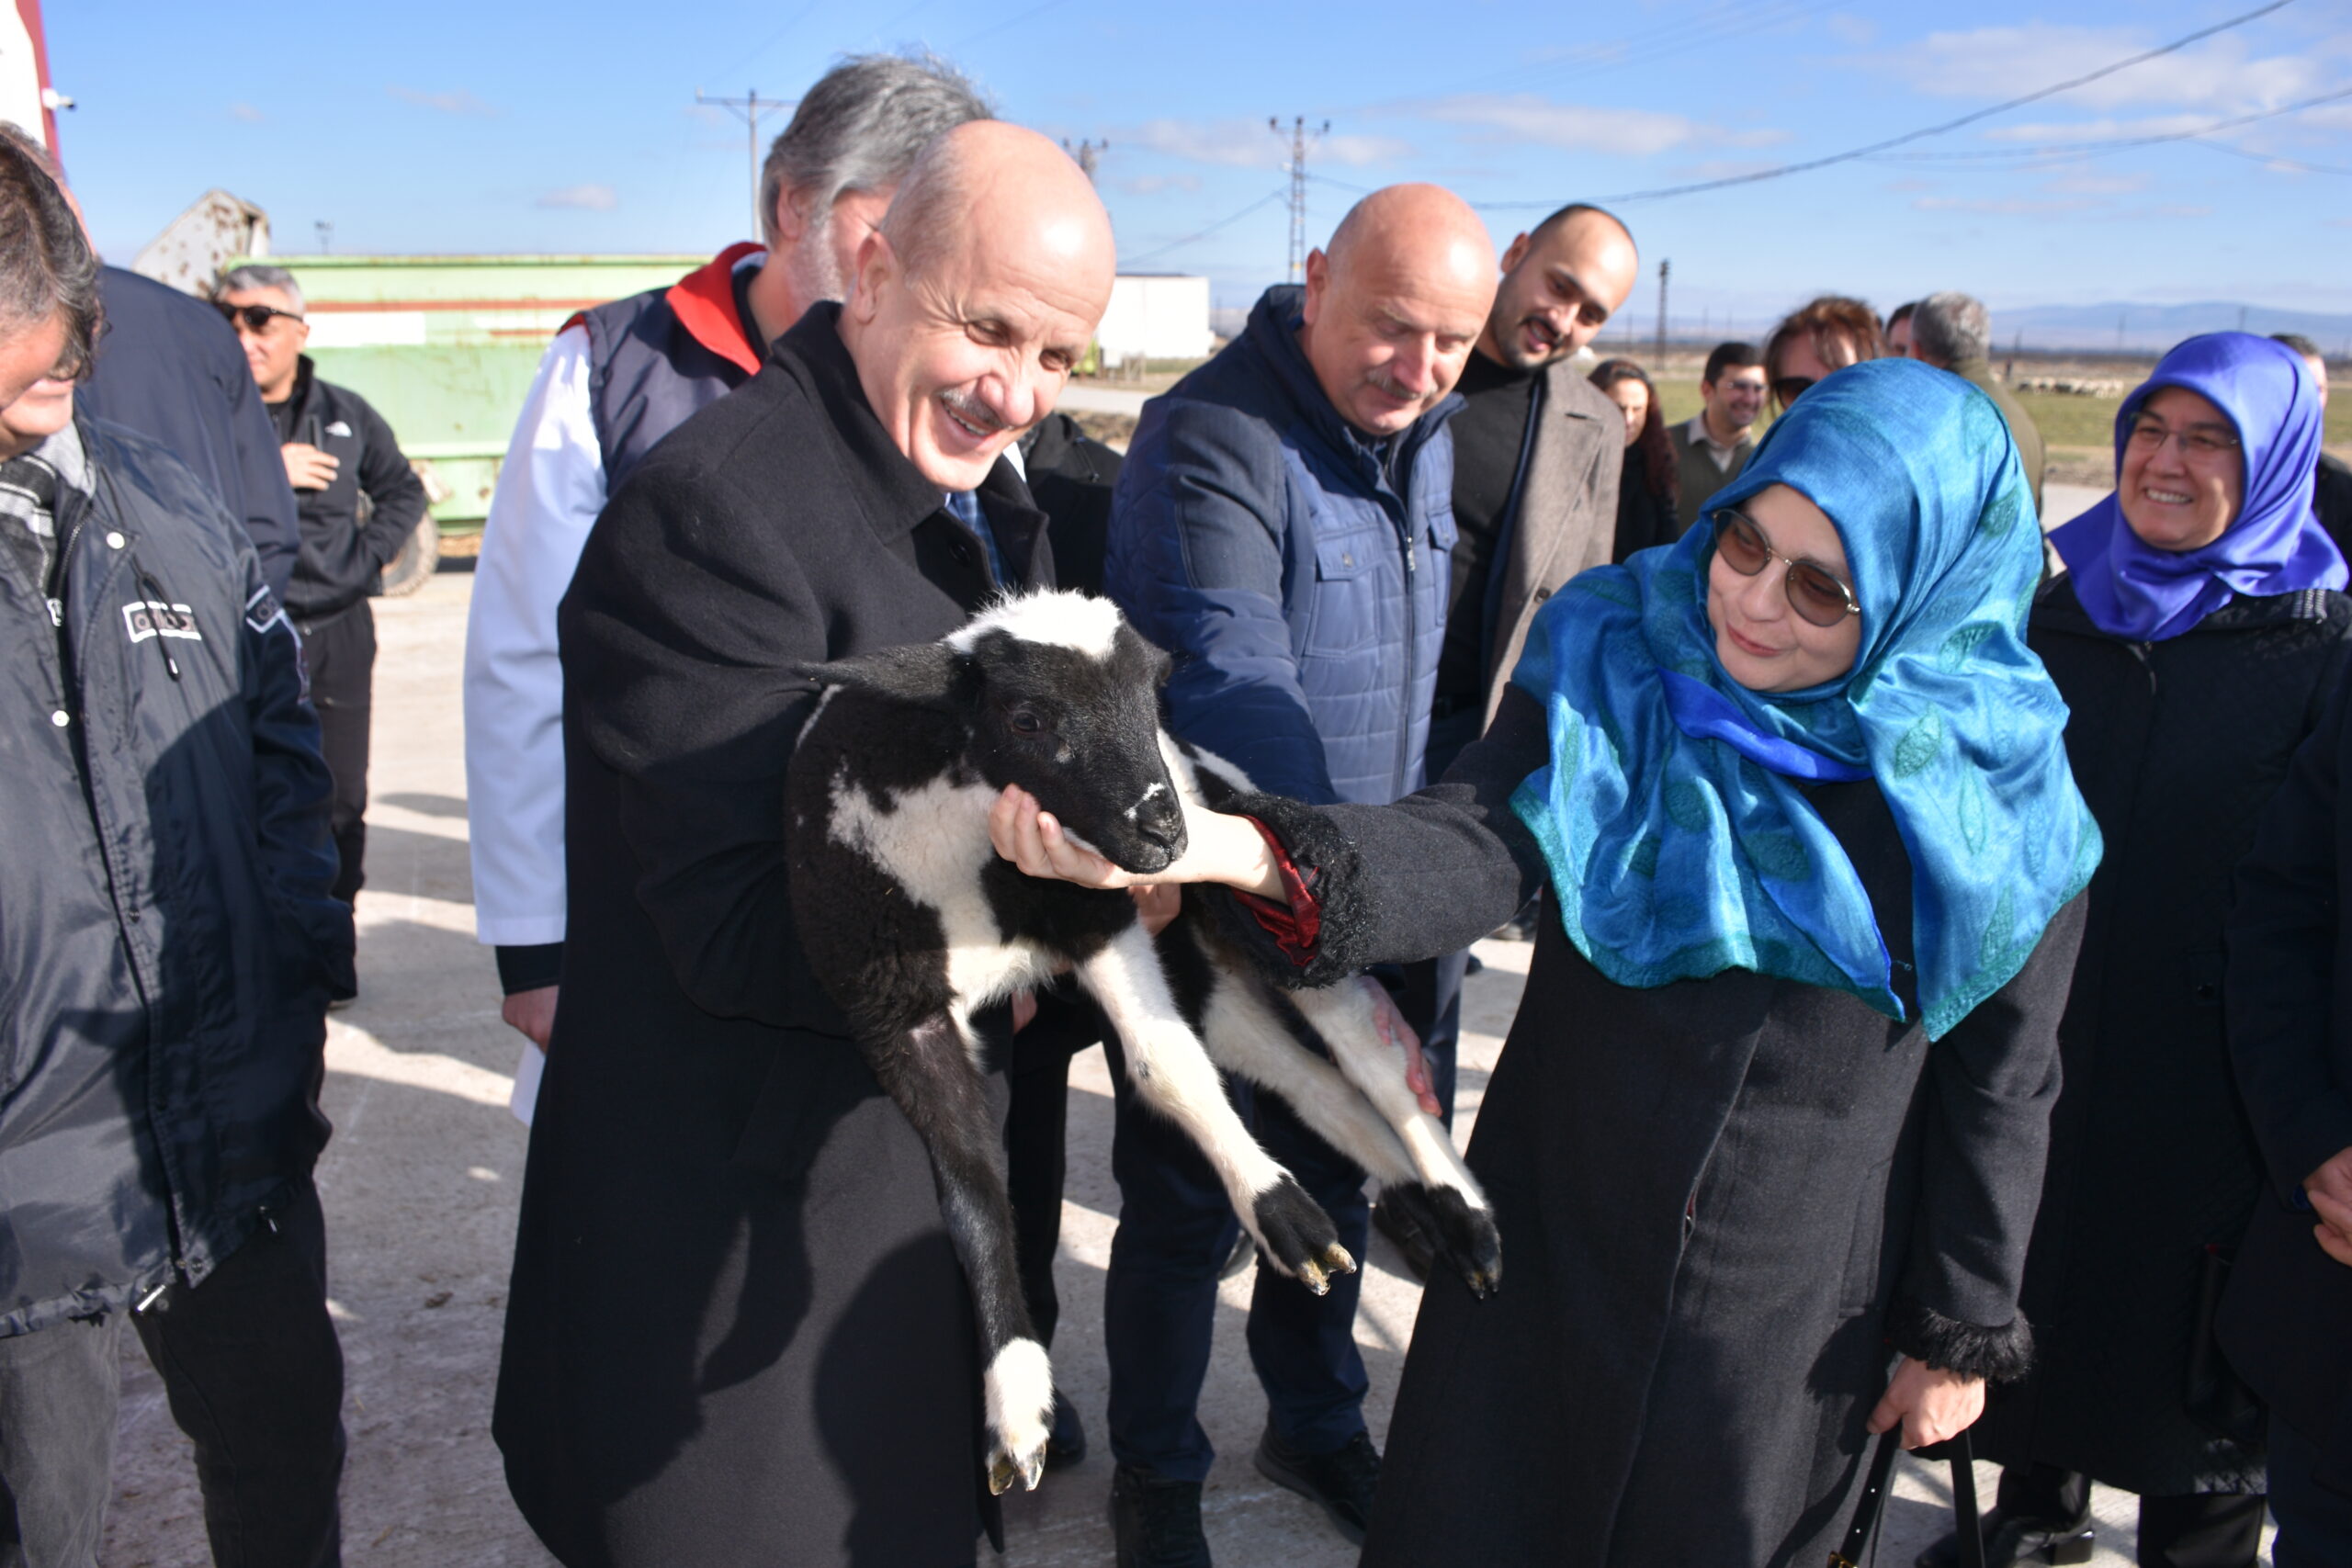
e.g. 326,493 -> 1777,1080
1709,509 -> 1860,627
1770,375 -> 1815,407
216,301 -> 303,333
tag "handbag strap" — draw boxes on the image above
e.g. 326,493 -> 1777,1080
1828,1428 -> 1988,1568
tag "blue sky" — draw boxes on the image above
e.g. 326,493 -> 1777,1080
40,0 -> 2352,335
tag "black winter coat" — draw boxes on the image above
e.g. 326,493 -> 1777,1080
493,305 -> 1051,1568
1976,578 -> 2352,1495
1208,688 -> 2085,1568
0,417 -> 351,1338
268,357 -> 428,621
2220,671 -> 2352,1493
79,266 -> 300,601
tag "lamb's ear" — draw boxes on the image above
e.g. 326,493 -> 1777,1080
795,643 -> 974,712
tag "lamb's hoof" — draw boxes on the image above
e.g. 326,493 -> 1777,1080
1247,1176 -> 1348,1292
982,1339 -> 1054,1495
1384,1182 -> 1503,1300
987,1446 -> 1046,1495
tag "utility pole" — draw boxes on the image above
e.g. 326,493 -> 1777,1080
696,88 -> 793,236
313,220 -> 333,254
1655,258 -> 1670,365
1063,138 -> 1109,184
1270,116 -> 1329,284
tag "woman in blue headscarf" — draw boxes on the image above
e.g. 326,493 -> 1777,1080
995,359 -> 2099,1565
1918,334 -> 2352,1568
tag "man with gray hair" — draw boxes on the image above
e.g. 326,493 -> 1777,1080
463,51 -> 991,1059
492,118 -> 1115,1566
1910,289 -> 2046,513
217,262 -> 426,909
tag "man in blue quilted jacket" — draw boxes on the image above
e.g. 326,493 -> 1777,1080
1099,183 -> 1496,1568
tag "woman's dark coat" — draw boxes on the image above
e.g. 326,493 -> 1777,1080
2221,671 -> 2352,1492
1610,446 -> 1680,563
1977,577 -> 2352,1495
1211,688 -> 2086,1567
492,304 -> 1050,1568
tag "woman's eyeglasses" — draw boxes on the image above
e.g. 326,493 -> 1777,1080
215,302 -> 303,334
1710,509 -> 1860,627
2124,414 -> 2239,461
1770,376 -> 1815,408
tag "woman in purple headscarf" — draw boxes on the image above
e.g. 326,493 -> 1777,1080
1919,333 -> 2352,1567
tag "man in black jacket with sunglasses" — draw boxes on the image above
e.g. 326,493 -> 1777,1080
217,264 -> 427,908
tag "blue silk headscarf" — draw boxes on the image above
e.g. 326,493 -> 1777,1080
1510,359 -> 2101,1038
2049,332 -> 2346,641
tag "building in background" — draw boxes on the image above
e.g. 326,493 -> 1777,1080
1,0 -> 64,152
1099,273 -> 1213,367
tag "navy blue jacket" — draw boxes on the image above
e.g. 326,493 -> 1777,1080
575,242 -> 763,493
1103,285 -> 1458,806
0,418 -> 350,1337
79,266 -> 300,602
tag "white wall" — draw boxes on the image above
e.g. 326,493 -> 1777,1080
1098,275 -> 1213,365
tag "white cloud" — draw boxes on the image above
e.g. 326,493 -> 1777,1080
228,102 -> 265,124
537,184 -> 617,211
2041,170 -> 2151,195
1124,118 -> 1411,169
1119,173 -> 1202,196
1983,113 -> 2236,144
1825,14 -> 1877,46
388,85 -> 498,118
1891,26 -> 2317,114
1913,196 -> 2098,215
1419,94 -> 1789,156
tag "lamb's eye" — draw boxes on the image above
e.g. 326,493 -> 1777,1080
1009,711 -> 1046,736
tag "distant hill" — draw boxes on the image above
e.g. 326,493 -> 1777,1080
1994,302 -> 2352,355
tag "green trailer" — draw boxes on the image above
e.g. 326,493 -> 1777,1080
250,253 -> 702,532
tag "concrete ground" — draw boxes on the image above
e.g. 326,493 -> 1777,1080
96,571 -> 2258,1567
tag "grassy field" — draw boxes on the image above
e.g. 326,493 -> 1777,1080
1646,376 -> 2352,484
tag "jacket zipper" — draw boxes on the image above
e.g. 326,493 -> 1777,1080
1393,498 -> 1417,797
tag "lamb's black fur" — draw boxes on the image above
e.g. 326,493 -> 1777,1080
783,591 -> 1501,1496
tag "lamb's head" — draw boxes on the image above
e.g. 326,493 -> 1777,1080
804,591 -> 1190,874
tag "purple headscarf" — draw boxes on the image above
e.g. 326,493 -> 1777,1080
2050,332 -> 2345,641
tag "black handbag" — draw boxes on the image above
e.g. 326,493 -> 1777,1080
1831,1428 -> 1986,1568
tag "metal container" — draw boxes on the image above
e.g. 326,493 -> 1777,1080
247,253 -> 703,525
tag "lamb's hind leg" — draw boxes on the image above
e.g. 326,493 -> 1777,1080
864,1012 -> 1054,1494
1283,979 -> 1503,1298
1078,924 -> 1356,1293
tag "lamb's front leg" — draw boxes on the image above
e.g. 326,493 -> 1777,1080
1285,978 -> 1502,1298
863,1012 -> 1054,1494
1079,924 -> 1357,1293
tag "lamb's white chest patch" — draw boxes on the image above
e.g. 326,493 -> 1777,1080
825,766 -> 1049,1011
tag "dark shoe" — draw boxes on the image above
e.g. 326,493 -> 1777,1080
1371,1193 -> 1434,1284
1217,1227 -> 1255,1280
1253,1425 -> 1380,1547
1915,1506 -> 2095,1568
1045,1391 -> 1087,1470
1110,1464 -> 1211,1568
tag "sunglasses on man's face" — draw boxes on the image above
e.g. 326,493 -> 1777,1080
1710,508 -> 1860,628
1770,376 -> 1815,408
216,302 -> 303,334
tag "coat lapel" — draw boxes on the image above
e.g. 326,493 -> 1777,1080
1487,363 -> 1615,687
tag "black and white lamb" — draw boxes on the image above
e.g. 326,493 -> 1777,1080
784,590 -> 1501,1495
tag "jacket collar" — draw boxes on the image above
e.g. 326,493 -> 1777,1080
2034,568 -> 2338,639
665,242 -> 766,377
1242,284 -> 1463,492
778,301 -> 1037,561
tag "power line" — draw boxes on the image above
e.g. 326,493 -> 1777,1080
2189,136 -> 2352,177
1865,83 -> 2352,169
1121,189 -> 1288,268
950,0 -> 1075,51
1472,0 -> 2301,209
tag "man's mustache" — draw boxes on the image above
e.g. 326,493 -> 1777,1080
938,387 -> 1010,436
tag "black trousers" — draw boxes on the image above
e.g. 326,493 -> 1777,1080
1996,1461 -> 2267,1568
296,601 -> 375,905
0,1179 -> 345,1568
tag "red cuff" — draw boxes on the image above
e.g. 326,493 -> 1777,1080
1233,817 -> 1322,965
